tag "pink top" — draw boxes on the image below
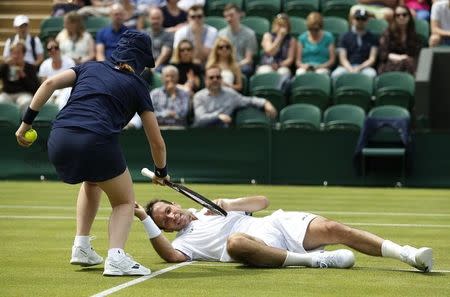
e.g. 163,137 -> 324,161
405,0 -> 430,11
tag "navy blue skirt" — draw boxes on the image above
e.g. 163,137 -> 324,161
48,127 -> 126,184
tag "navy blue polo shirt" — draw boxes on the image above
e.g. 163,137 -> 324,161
96,25 -> 128,60
53,61 -> 154,136
338,31 -> 379,65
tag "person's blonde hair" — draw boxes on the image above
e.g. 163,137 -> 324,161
170,39 -> 194,64
10,41 -> 26,54
64,11 -> 85,40
272,13 -> 291,33
306,12 -> 323,30
205,36 -> 240,76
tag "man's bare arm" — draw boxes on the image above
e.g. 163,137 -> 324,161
211,196 -> 270,213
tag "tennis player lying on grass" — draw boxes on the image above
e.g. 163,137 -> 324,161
134,196 -> 433,272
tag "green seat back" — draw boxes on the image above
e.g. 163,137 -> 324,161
235,107 -> 271,128
245,0 -> 281,22
284,0 -> 319,18
368,105 -> 410,119
290,16 -> 308,38
323,16 -> 349,43
0,103 -> 21,127
415,19 -> 429,46
324,104 -> 365,131
321,0 -> 356,20
333,73 -> 373,111
85,16 -> 110,38
205,16 -> 228,30
367,18 -> 388,38
34,103 -> 60,127
280,103 -> 322,130
250,72 -> 286,111
241,16 -> 270,44
40,17 -> 64,42
290,73 -> 331,110
206,0 -> 243,16
374,72 -> 415,109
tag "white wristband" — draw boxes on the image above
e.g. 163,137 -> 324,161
142,217 -> 162,239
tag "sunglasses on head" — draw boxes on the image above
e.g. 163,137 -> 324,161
47,46 -> 59,51
189,14 -> 203,19
395,12 -> 409,17
208,75 -> 221,80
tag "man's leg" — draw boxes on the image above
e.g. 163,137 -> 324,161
226,233 -> 353,269
70,182 -> 104,266
303,217 -> 433,272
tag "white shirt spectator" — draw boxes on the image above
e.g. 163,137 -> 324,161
173,24 -> 217,49
431,0 -> 450,31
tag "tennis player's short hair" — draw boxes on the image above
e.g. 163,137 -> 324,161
145,199 -> 173,228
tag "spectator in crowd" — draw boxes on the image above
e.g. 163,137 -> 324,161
96,3 -> 128,61
177,0 -> 205,12
56,12 -> 95,65
256,14 -> 296,81
78,0 -> 133,17
296,12 -> 335,76
429,0 -> 450,47
192,65 -> 276,128
134,0 -> 165,12
152,65 -> 190,127
206,37 -> 243,92
170,39 -> 203,94
160,0 -> 187,33
38,39 -> 75,109
350,0 -> 396,21
173,5 -> 218,65
405,0 -> 431,21
219,3 -> 258,77
146,7 -> 174,72
378,5 -> 422,75
3,15 -> 44,66
52,0 -> 86,17
331,9 -> 378,79
0,42 -> 40,111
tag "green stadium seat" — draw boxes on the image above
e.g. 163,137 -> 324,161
85,16 -> 110,38
366,18 -> 388,38
289,16 -> 308,37
241,16 -> 270,45
245,0 -> 281,22
323,104 -> 365,131
321,0 -> 356,20
361,105 -> 411,179
374,71 -> 415,109
290,72 -> 331,111
0,103 -> 21,127
415,19 -> 430,46
235,106 -> 271,128
284,0 -> 319,18
280,103 -> 322,130
206,0 -> 243,16
333,73 -> 374,111
323,16 -> 349,43
205,16 -> 228,30
33,103 -> 60,127
249,72 -> 286,112
40,17 -> 64,42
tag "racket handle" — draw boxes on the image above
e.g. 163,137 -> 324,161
141,168 -> 155,179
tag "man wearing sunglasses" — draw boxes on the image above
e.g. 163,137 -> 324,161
192,65 -> 277,128
331,9 -> 378,79
173,5 -> 218,64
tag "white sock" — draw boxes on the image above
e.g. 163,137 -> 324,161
283,251 -> 313,267
108,248 -> 125,259
74,235 -> 90,248
381,240 -> 403,260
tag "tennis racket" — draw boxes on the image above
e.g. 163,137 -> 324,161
141,168 -> 227,216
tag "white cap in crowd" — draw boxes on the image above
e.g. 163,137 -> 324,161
13,15 -> 29,27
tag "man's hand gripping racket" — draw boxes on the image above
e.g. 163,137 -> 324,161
141,168 -> 227,216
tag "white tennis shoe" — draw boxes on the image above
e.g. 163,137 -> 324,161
70,245 -> 103,266
311,249 -> 355,269
103,253 -> 151,276
400,245 -> 433,272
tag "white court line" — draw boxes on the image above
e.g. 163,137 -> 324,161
1,205 -> 450,217
0,215 -> 449,228
90,262 -> 192,297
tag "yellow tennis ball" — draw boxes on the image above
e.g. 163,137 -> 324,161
24,129 -> 38,143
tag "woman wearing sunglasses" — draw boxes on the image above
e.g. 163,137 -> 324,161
378,5 -> 422,75
206,37 -> 242,92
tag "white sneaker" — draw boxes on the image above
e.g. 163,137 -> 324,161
103,253 -> 151,276
311,249 -> 355,269
400,245 -> 433,272
70,245 -> 103,267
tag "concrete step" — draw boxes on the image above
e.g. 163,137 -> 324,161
0,1 -> 53,14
